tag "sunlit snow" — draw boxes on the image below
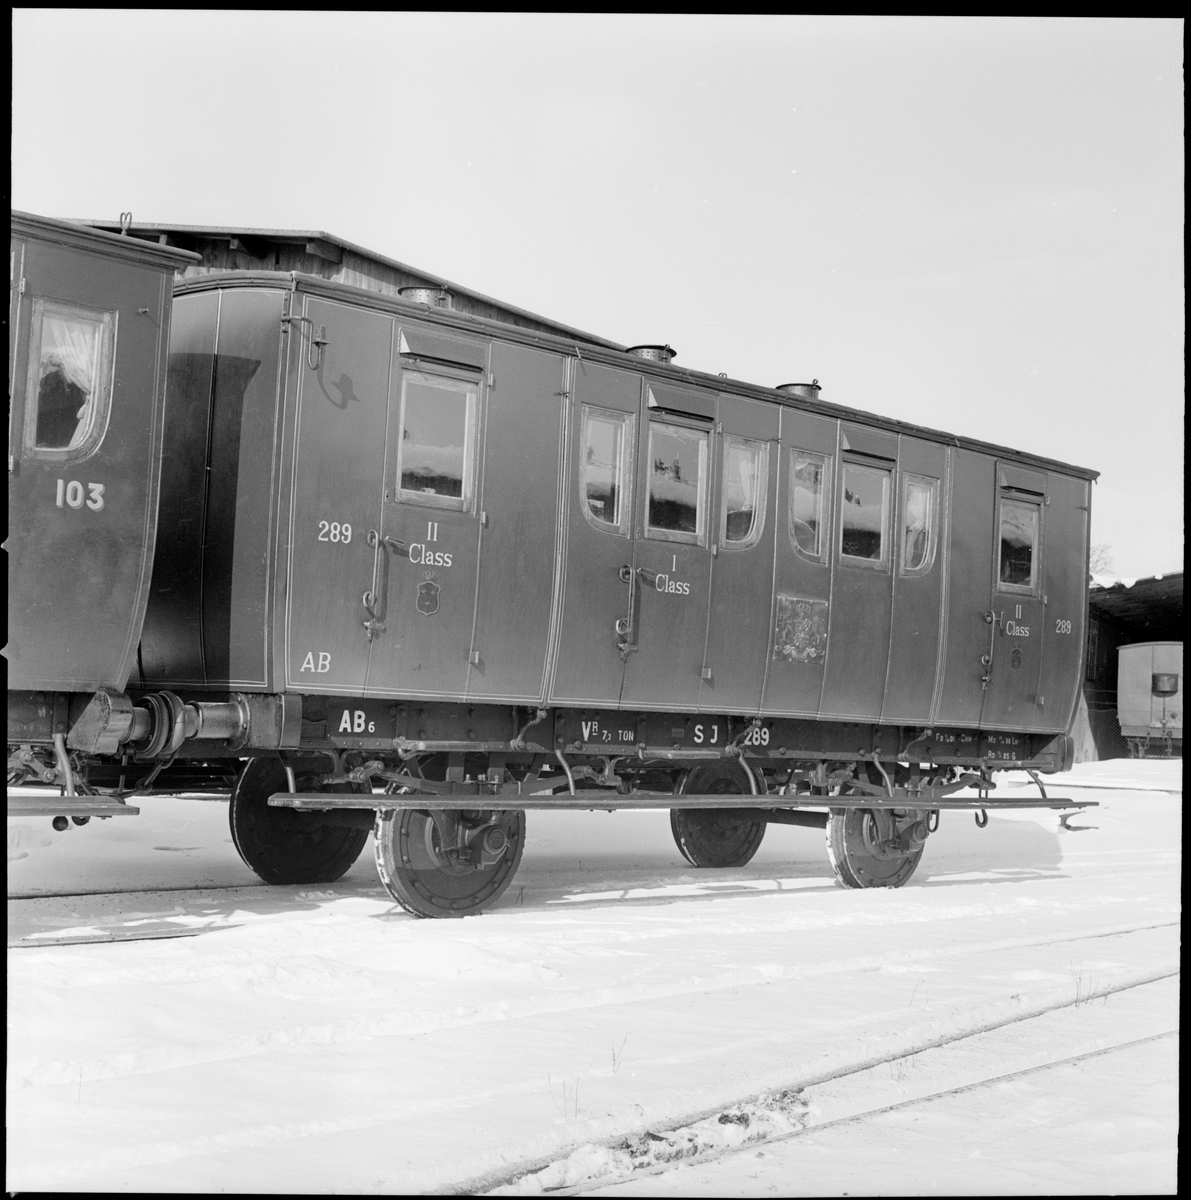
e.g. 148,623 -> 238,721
6,759 -> 1180,1194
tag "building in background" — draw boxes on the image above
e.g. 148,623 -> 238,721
1079,572 -> 1183,759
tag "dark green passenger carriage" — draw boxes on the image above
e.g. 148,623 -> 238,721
8,216 -> 1097,913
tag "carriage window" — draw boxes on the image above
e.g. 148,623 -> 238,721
840,461 -> 891,565
580,405 -> 633,534
901,474 -> 939,574
721,436 -> 768,548
646,420 -> 708,543
24,298 -> 114,458
998,497 -> 1040,592
396,369 -> 477,510
789,450 -> 830,560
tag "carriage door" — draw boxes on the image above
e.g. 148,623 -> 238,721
285,296 -> 391,695
549,362 -> 640,707
365,325 -> 487,699
620,383 -> 716,709
980,463 -> 1046,731
819,425 -> 898,720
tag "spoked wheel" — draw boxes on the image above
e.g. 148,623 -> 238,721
826,807 -> 928,889
229,757 -> 370,885
670,763 -> 766,868
374,808 -> 526,918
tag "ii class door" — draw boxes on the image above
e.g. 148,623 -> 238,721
980,463 -> 1047,731
549,361 -> 641,708
285,296 -> 390,695
365,326 -> 487,700
620,382 -> 717,709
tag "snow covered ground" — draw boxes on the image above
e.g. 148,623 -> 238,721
7,759 -> 1181,1194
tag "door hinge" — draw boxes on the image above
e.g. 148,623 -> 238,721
19,276 -> 27,294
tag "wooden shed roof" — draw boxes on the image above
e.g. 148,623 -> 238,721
1089,572 -> 1183,640
75,219 -> 625,351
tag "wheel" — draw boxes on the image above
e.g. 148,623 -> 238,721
826,807 -> 927,889
374,808 -> 526,918
670,762 -> 766,868
229,757 -> 370,885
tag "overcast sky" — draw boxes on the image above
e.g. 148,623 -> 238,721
12,13 -> 1183,577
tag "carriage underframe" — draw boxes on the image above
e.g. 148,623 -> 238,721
8,692 -> 1096,919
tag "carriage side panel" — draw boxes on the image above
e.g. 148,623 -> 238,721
882,435 -> 947,723
698,395 -> 780,714
465,342 -> 566,702
759,407 -> 836,717
198,288 -> 285,688
933,448 -> 995,726
1037,470 -> 1092,733
819,425 -> 898,720
140,291 -> 218,685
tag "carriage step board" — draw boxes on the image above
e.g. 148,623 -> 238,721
7,797 -> 141,818
268,792 -> 1094,813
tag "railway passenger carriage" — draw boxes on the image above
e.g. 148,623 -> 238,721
7,212 -> 1098,917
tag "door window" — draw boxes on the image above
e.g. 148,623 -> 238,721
721,435 -> 768,549
840,461 -> 891,567
789,450 -> 831,560
579,404 -> 633,534
901,474 -> 939,574
998,497 -> 1040,593
24,298 -> 115,459
395,369 -> 478,510
645,420 -> 709,544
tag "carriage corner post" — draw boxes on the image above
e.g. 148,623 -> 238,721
8,209 -> 1099,918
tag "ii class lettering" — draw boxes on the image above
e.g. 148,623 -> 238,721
408,544 -> 452,567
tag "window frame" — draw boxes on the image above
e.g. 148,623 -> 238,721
643,414 -> 711,546
788,448 -> 832,563
719,434 -> 769,551
899,472 -> 940,577
22,296 -> 116,463
578,403 -> 635,537
995,492 -> 1043,596
392,364 -> 480,513
838,456 -> 893,571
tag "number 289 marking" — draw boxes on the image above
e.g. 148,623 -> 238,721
318,521 -> 352,543
1055,619 -> 1072,634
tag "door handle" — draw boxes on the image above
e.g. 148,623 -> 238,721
362,530 -> 400,641
980,609 -> 1002,689
616,564 -> 639,660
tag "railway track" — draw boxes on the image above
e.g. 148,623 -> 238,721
462,970 -> 1180,1196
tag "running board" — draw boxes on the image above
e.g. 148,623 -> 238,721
7,796 -> 141,818
267,792 -> 1095,814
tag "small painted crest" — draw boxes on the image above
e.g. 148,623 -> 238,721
1010,646 -> 1023,671
416,571 -> 440,616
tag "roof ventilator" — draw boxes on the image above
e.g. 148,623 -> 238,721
776,380 -> 821,399
627,344 -> 677,364
398,285 -> 453,309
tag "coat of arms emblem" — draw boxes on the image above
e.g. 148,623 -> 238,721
416,571 -> 440,616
